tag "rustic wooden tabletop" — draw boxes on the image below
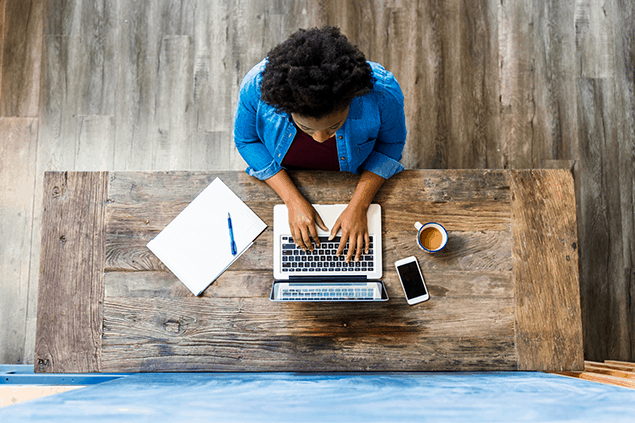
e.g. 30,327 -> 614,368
35,170 -> 583,373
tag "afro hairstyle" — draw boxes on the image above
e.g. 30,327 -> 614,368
260,26 -> 373,119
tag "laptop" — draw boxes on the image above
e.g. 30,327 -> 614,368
271,204 -> 389,301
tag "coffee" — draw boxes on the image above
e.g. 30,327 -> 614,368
420,226 -> 443,251
414,221 -> 448,252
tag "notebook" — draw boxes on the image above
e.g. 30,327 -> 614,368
147,177 -> 267,296
271,204 -> 388,301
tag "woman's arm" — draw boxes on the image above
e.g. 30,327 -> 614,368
330,170 -> 386,262
265,170 -> 328,252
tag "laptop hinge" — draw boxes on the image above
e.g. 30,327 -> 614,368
287,276 -> 368,282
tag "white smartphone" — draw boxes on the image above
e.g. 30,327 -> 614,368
395,256 -> 430,305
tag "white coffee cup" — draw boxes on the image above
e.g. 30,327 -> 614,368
414,221 -> 448,252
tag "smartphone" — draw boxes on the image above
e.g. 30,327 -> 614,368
395,256 -> 430,305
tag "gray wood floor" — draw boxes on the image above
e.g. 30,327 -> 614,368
1,0 -> 633,365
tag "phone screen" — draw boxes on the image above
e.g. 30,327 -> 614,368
397,261 -> 427,299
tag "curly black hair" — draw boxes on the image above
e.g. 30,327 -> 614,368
260,26 -> 373,119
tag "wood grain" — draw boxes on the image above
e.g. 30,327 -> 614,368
584,361 -> 635,379
75,115 -> 115,170
104,229 -> 512,275
100,296 -> 516,372
105,170 -> 512,204
76,0 -> 117,116
575,77 -> 628,362
103,170 -> 513,275
34,172 -> 108,373
0,118 -> 38,364
499,1 -> 578,169
104,269 -> 514,300
611,0 -> 635,362
510,170 -> 583,371
557,359 -> 635,389
603,360 -> 635,371
0,0 -> 46,117
112,0 -> 159,171
154,35 -> 194,170
0,0 -> 7,109
2,0 -> 632,365
557,371 -> 635,389
36,170 -> 585,372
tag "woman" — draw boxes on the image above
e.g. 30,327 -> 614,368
234,26 -> 406,263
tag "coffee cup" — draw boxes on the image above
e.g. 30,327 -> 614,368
414,221 -> 448,252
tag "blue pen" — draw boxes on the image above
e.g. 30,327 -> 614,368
227,213 -> 237,256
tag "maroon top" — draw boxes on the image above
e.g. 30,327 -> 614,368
281,129 -> 340,171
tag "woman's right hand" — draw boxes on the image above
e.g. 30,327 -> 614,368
287,197 -> 328,251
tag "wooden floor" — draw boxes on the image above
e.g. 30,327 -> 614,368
0,0 -> 633,365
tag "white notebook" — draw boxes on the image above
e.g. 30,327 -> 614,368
147,177 -> 267,296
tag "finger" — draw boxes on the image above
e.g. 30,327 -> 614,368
329,219 -> 341,241
364,232 -> 370,254
354,234 -> 364,262
315,212 -> 328,233
300,226 -> 314,251
336,231 -> 348,257
345,235 -> 356,263
309,222 -> 320,247
308,224 -> 319,250
292,226 -> 306,251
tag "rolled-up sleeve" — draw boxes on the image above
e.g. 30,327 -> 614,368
233,62 -> 283,180
360,67 -> 407,179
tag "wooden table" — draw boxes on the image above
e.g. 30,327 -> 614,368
35,170 -> 583,373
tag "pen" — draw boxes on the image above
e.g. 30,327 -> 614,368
228,213 -> 237,256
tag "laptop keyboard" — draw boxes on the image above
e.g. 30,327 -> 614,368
281,235 -> 375,274
277,282 -> 382,301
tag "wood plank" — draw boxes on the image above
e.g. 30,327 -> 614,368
100,296 -> 516,372
76,0 -> 117,116
0,0 -> 6,108
105,170 -> 512,204
112,0 -> 159,171
105,200 -> 511,234
510,170 -> 584,371
612,0 -> 635,362
575,0 -> 614,78
192,0 -> 233,134
497,0 -> 578,168
601,360 -> 635,371
575,77 -> 629,361
556,371 -> 635,390
190,131 -> 235,171
497,0 -> 533,169
45,0 -> 83,36
424,0 -> 498,169
34,172 -> 108,373
26,32 -> 83,366
104,194 -> 513,274
104,269 -> 514,300
104,228 -> 513,274
37,35 -> 81,167
75,115 -> 115,170
583,362 -> 635,379
0,118 -> 38,364
154,35 -> 194,170
530,1 -> 578,167
0,0 -> 46,117
572,0 -> 633,361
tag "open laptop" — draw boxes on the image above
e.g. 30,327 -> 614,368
271,204 -> 388,301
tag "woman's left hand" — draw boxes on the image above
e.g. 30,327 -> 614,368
329,203 -> 370,263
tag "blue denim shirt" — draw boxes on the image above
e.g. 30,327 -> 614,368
233,59 -> 407,180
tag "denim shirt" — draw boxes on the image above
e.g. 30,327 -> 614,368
233,59 -> 407,181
